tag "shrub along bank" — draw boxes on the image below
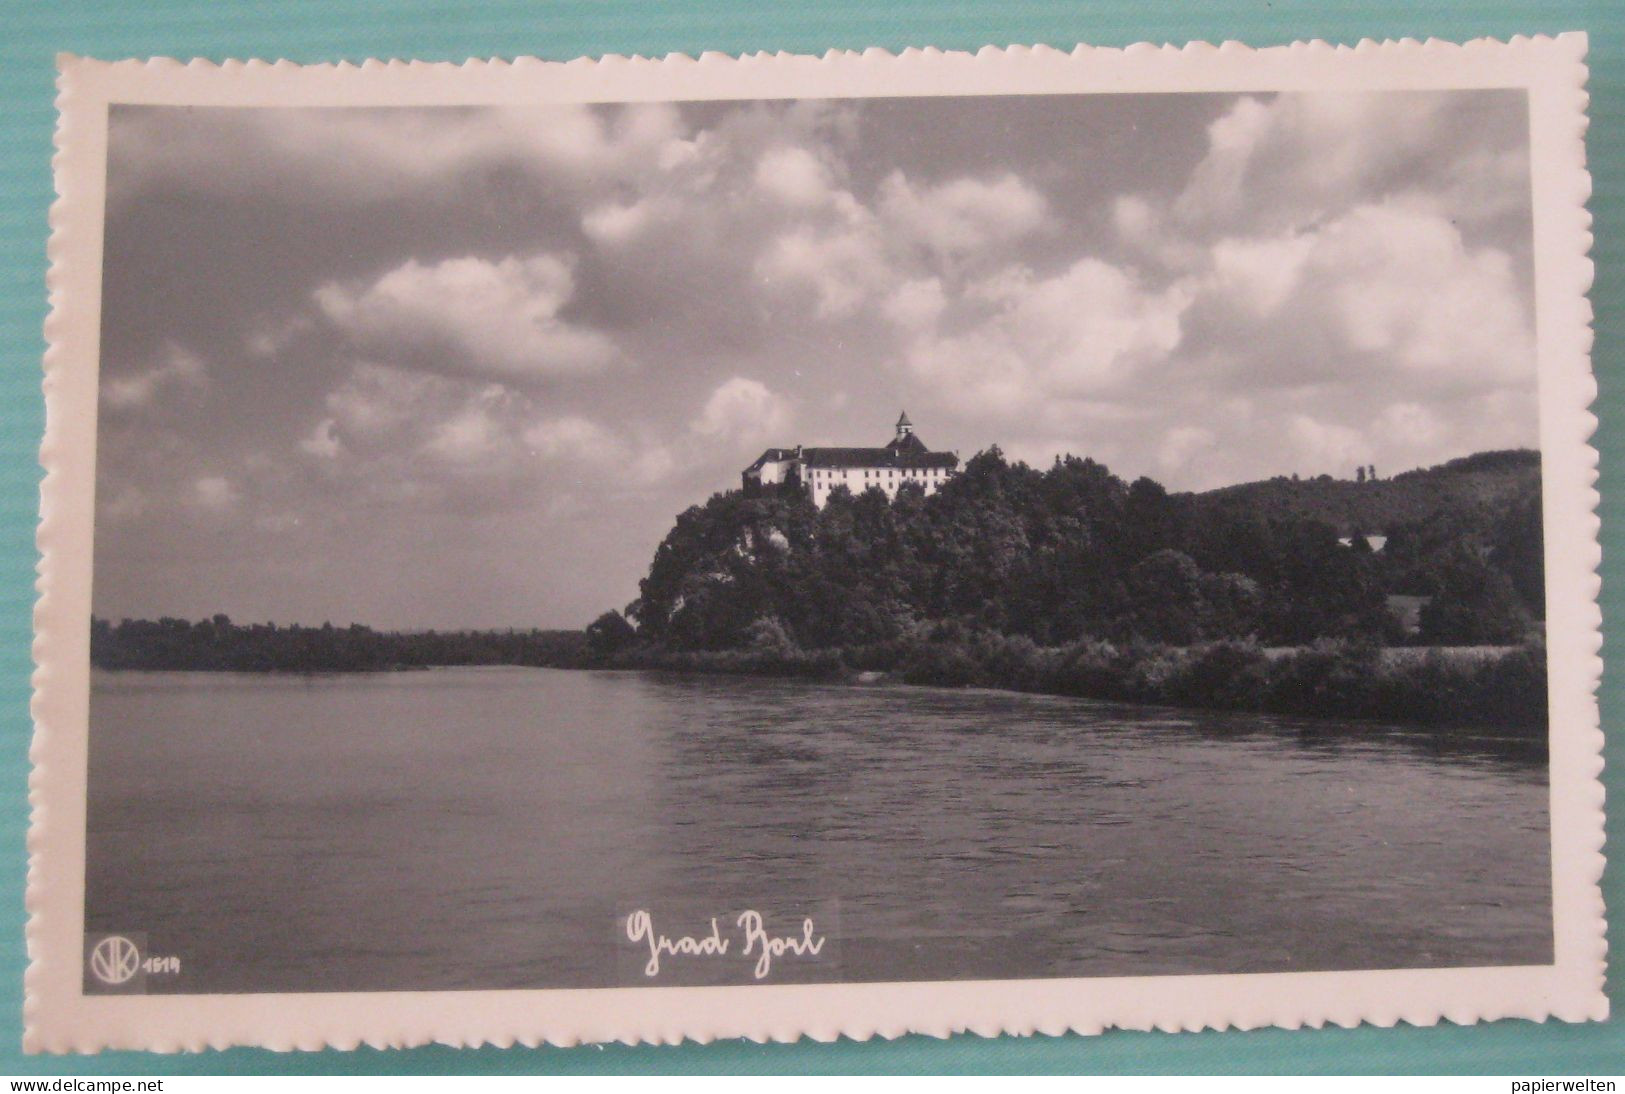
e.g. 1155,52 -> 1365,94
612,634 -> 1546,736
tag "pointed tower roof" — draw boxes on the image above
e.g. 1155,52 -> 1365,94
896,410 -> 913,430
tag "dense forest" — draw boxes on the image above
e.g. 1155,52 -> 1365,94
1193,449 -> 1540,539
620,447 -> 1543,652
586,446 -> 1547,733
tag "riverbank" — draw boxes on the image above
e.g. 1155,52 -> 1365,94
608,636 -> 1547,737
89,617 -> 1546,736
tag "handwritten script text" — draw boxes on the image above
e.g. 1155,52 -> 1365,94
624,909 -> 826,979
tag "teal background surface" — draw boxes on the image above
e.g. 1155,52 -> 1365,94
0,0 -> 1618,1075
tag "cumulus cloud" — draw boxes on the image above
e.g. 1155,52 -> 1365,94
101,342 -> 206,411
1372,402 -> 1445,450
628,446 -> 678,487
872,89 -> 1532,479
101,486 -> 148,523
958,86 -> 1540,484
581,199 -> 663,246
753,165 -> 1047,318
245,316 -> 314,360
754,146 -> 841,208
1157,426 -> 1217,474
299,362 -> 675,511
523,416 -> 627,465
312,366 -> 527,470
524,416 -> 677,486
692,378 -> 792,444
300,419 -> 342,459
882,277 -> 948,332
1170,92 -> 1529,240
877,171 -> 1047,257
315,254 -> 618,382
1286,414 -> 1368,470
1206,233 -> 1318,318
313,363 -> 448,451
424,403 -> 509,465
1304,205 -> 1530,386
194,476 -> 240,511
894,258 -> 1193,415
93,91 -> 1541,628
109,103 -> 691,206
1197,202 -> 1533,392
755,222 -> 889,318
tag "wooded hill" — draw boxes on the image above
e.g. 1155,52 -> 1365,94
618,446 -> 1542,656
1191,449 -> 1540,537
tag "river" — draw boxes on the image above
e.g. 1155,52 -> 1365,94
84,667 -> 1551,993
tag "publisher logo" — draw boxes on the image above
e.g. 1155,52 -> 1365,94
83,931 -> 178,994
88,934 -> 140,985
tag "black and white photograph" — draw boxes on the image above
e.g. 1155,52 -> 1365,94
29,42 -> 1606,1049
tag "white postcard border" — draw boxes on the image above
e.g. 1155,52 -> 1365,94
29,36 -> 1606,1052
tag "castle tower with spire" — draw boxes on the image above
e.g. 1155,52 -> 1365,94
741,411 -> 959,507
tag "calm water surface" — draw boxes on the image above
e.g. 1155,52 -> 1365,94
85,667 -> 1551,992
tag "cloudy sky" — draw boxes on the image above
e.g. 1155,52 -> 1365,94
93,90 -> 1535,630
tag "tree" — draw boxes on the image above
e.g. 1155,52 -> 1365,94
1418,548 -> 1530,645
585,610 -> 637,656
1491,487 -> 1545,617
1198,571 -> 1264,639
745,616 -> 797,654
1125,549 -> 1205,644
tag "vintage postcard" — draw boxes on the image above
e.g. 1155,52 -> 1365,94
29,38 -> 1605,1052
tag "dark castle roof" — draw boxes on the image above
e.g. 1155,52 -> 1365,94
803,434 -> 957,470
743,448 -> 798,473
744,422 -> 959,476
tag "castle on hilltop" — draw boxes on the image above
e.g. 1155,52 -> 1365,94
742,412 -> 961,508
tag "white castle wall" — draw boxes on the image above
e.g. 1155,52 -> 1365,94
806,465 -> 953,508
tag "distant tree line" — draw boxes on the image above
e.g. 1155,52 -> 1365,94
90,615 -> 588,673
